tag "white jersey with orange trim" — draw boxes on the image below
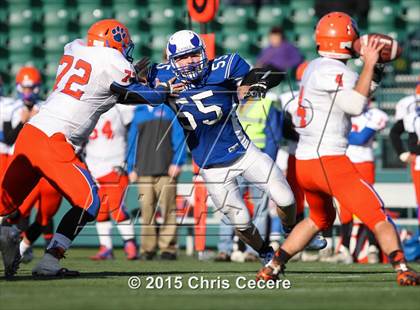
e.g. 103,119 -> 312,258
292,57 -> 359,159
346,108 -> 389,163
0,96 -> 16,154
394,95 -> 416,121
280,90 -> 299,155
84,104 -> 135,179
2,99 -> 41,155
29,39 -> 136,147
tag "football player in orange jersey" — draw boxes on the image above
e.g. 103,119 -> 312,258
0,19 -> 177,277
257,12 -> 419,286
1,67 -> 63,264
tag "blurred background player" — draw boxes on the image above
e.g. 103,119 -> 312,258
400,82 -> 420,261
0,75 -> 15,181
390,80 -> 420,247
0,19 -> 171,277
2,66 -> 62,264
127,103 -> 186,261
258,12 -> 419,286
85,105 -> 138,261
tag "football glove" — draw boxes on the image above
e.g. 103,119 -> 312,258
133,57 -> 150,82
245,81 -> 268,99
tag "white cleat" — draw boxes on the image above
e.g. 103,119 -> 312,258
0,226 -> 22,278
32,251 -> 79,277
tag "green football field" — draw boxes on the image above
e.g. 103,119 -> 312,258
1,248 -> 419,310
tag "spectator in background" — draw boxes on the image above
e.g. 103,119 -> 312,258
127,104 -> 186,261
256,26 -> 303,73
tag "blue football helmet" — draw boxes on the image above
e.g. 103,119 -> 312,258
166,30 -> 208,82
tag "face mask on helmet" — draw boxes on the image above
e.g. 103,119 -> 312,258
122,41 -> 135,63
16,83 -> 40,105
167,31 -> 208,82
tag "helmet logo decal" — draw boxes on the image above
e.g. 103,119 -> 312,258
168,42 -> 177,54
190,34 -> 200,47
111,26 -> 127,43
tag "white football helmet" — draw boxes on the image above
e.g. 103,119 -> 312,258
166,30 -> 208,82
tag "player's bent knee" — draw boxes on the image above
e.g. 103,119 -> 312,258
311,213 -> 336,231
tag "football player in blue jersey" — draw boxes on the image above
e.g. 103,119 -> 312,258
111,30 -> 297,263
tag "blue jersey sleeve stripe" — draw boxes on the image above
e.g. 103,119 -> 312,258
225,54 -> 235,79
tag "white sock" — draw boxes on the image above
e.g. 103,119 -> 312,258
47,233 -> 72,251
116,219 -> 135,241
96,221 -> 113,249
19,239 -> 31,256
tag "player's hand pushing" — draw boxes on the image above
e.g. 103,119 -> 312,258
155,77 -> 185,97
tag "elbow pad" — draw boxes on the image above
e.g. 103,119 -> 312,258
334,89 -> 367,116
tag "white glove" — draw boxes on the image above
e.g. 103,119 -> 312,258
399,152 -> 411,163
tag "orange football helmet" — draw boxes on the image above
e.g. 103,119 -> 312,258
315,12 -> 359,59
296,61 -> 309,82
16,66 -> 42,102
87,19 -> 134,62
16,66 -> 42,87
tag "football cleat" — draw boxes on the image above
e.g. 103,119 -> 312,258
259,246 -> 275,265
90,246 -> 114,261
0,226 -> 22,278
214,252 -> 231,262
256,266 -> 278,282
32,248 -> 79,277
124,240 -> 138,260
21,246 -> 34,264
396,269 -> 419,286
256,262 -> 285,282
305,233 -> 328,251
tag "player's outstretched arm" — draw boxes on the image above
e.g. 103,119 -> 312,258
110,81 -> 169,105
240,67 -> 283,99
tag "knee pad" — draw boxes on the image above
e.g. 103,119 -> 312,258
223,204 -> 251,231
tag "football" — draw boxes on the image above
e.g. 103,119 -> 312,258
352,33 -> 403,63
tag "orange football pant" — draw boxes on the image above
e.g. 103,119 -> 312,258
286,155 -> 305,218
339,161 -> 375,224
96,170 -> 130,222
0,124 -> 99,217
18,178 -> 63,226
296,155 -> 386,231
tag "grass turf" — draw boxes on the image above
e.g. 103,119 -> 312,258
1,248 -> 419,310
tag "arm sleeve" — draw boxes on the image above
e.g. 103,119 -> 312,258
3,121 -> 24,145
282,111 -> 299,142
407,132 -> 420,155
126,112 -> 140,173
334,89 -> 367,116
170,115 -> 187,166
389,120 -> 406,155
263,104 -> 283,160
348,127 -> 376,145
227,53 -> 251,80
108,55 -> 166,106
110,82 -> 167,106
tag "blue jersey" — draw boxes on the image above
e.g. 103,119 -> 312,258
148,54 -> 251,168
